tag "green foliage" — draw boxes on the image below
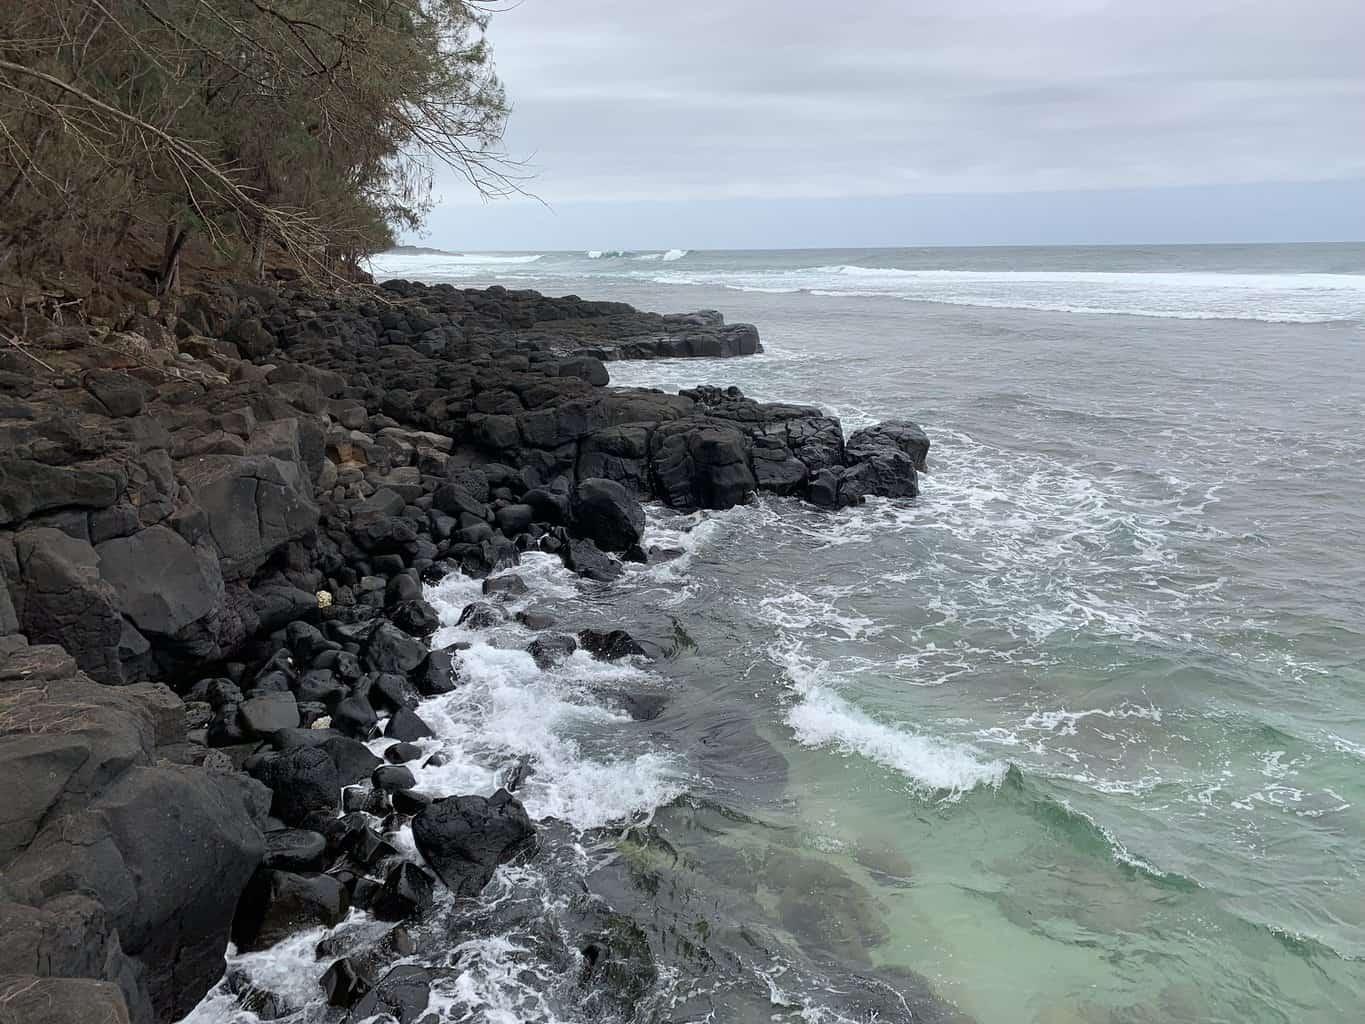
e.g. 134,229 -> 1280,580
0,0 -> 513,287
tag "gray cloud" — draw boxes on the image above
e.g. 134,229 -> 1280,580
439,0 -> 1365,209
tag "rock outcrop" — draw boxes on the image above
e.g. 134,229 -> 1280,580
0,276 -> 932,1024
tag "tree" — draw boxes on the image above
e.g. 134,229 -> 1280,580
0,1 -> 516,295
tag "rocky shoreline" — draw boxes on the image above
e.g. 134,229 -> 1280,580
0,277 -> 930,1024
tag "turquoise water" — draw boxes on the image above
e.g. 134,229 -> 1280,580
204,244 -> 1364,1023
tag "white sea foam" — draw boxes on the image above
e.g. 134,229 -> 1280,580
420,554 -> 684,830
773,643 -> 1005,798
627,263 -> 1365,322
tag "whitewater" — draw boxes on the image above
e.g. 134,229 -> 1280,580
367,242 -> 1365,324
208,242 -> 1365,1024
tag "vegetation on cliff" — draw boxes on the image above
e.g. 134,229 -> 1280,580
0,1 -> 513,298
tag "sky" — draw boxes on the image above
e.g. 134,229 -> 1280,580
416,0 -> 1365,250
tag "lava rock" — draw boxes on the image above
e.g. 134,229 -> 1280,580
262,828 -> 327,870
562,538 -> 622,582
238,692 -> 301,737
577,628 -> 647,661
481,574 -> 528,598
372,764 -> 417,792
365,621 -> 428,674
411,789 -> 535,897
232,870 -> 350,951
526,633 -> 577,669
386,707 -> 435,742
389,598 -> 440,638
457,601 -> 504,629
346,965 -> 437,1024
570,478 -> 645,552
320,957 -> 371,1009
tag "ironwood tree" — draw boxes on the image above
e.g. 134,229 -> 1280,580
0,1 -> 515,294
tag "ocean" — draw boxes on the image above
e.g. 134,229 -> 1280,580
206,244 -> 1365,1023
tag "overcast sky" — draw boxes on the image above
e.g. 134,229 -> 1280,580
418,0 -> 1365,250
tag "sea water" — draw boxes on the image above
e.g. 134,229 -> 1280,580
198,244 -> 1364,1023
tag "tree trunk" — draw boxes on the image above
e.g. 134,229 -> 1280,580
157,221 -> 189,296
248,216 -> 266,281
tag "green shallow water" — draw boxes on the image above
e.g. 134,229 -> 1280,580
581,248 -> 1365,1022
348,244 -> 1365,1023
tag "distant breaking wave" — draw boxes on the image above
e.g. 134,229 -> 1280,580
365,250 -> 1365,323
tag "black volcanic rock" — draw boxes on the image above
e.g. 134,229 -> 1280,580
411,790 -> 534,898
570,477 -> 645,552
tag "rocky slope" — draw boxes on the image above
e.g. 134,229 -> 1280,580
0,278 -> 930,1024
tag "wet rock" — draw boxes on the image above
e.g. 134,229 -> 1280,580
320,957 -> 371,1009
416,647 -> 462,696
262,828 -> 327,870
411,789 -> 534,897
231,870 -> 350,951
578,628 -> 647,661
384,742 -> 423,764
846,419 -> 930,471
616,692 -> 668,721
365,621 -> 428,674
370,861 -> 435,922
346,964 -> 437,1024
457,600 -> 505,629
386,707 -> 435,742
389,598 -> 439,638
372,764 -> 416,792
481,573 -> 528,598
247,745 -> 340,825
514,608 -> 556,631
563,538 -> 622,582
649,419 -> 755,511
331,692 -> 379,740
570,478 -> 645,552
526,633 -> 577,669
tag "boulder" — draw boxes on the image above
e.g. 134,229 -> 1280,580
238,692 -> 301,736
0,459 -> 121,528
0,977 -> 131,1024
570,478 -> 645,552
457,601 -> 504,629
526,633 -> 577,670
389,599 -> 440,638
385,708 -> 435,742
83,370 -> 148,418
346,965 -> 438,1024
649,419 -> 754,511
262,828 -> 327,870
3,763 -> 266,1021
411,790 -> 534,897
416,649 -> 461,696
562,538 -> 622,582
578,629 -> 647,662
247,745 -> 340,825
369,862 -> 434,922
178,454 -> 318,580
13,528 -> 127,684
320,957 -> 371,1009
365,621 -> 428,674
846,419 -> 930,471
231,870 -> 350,951
372,765 -> 416,792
